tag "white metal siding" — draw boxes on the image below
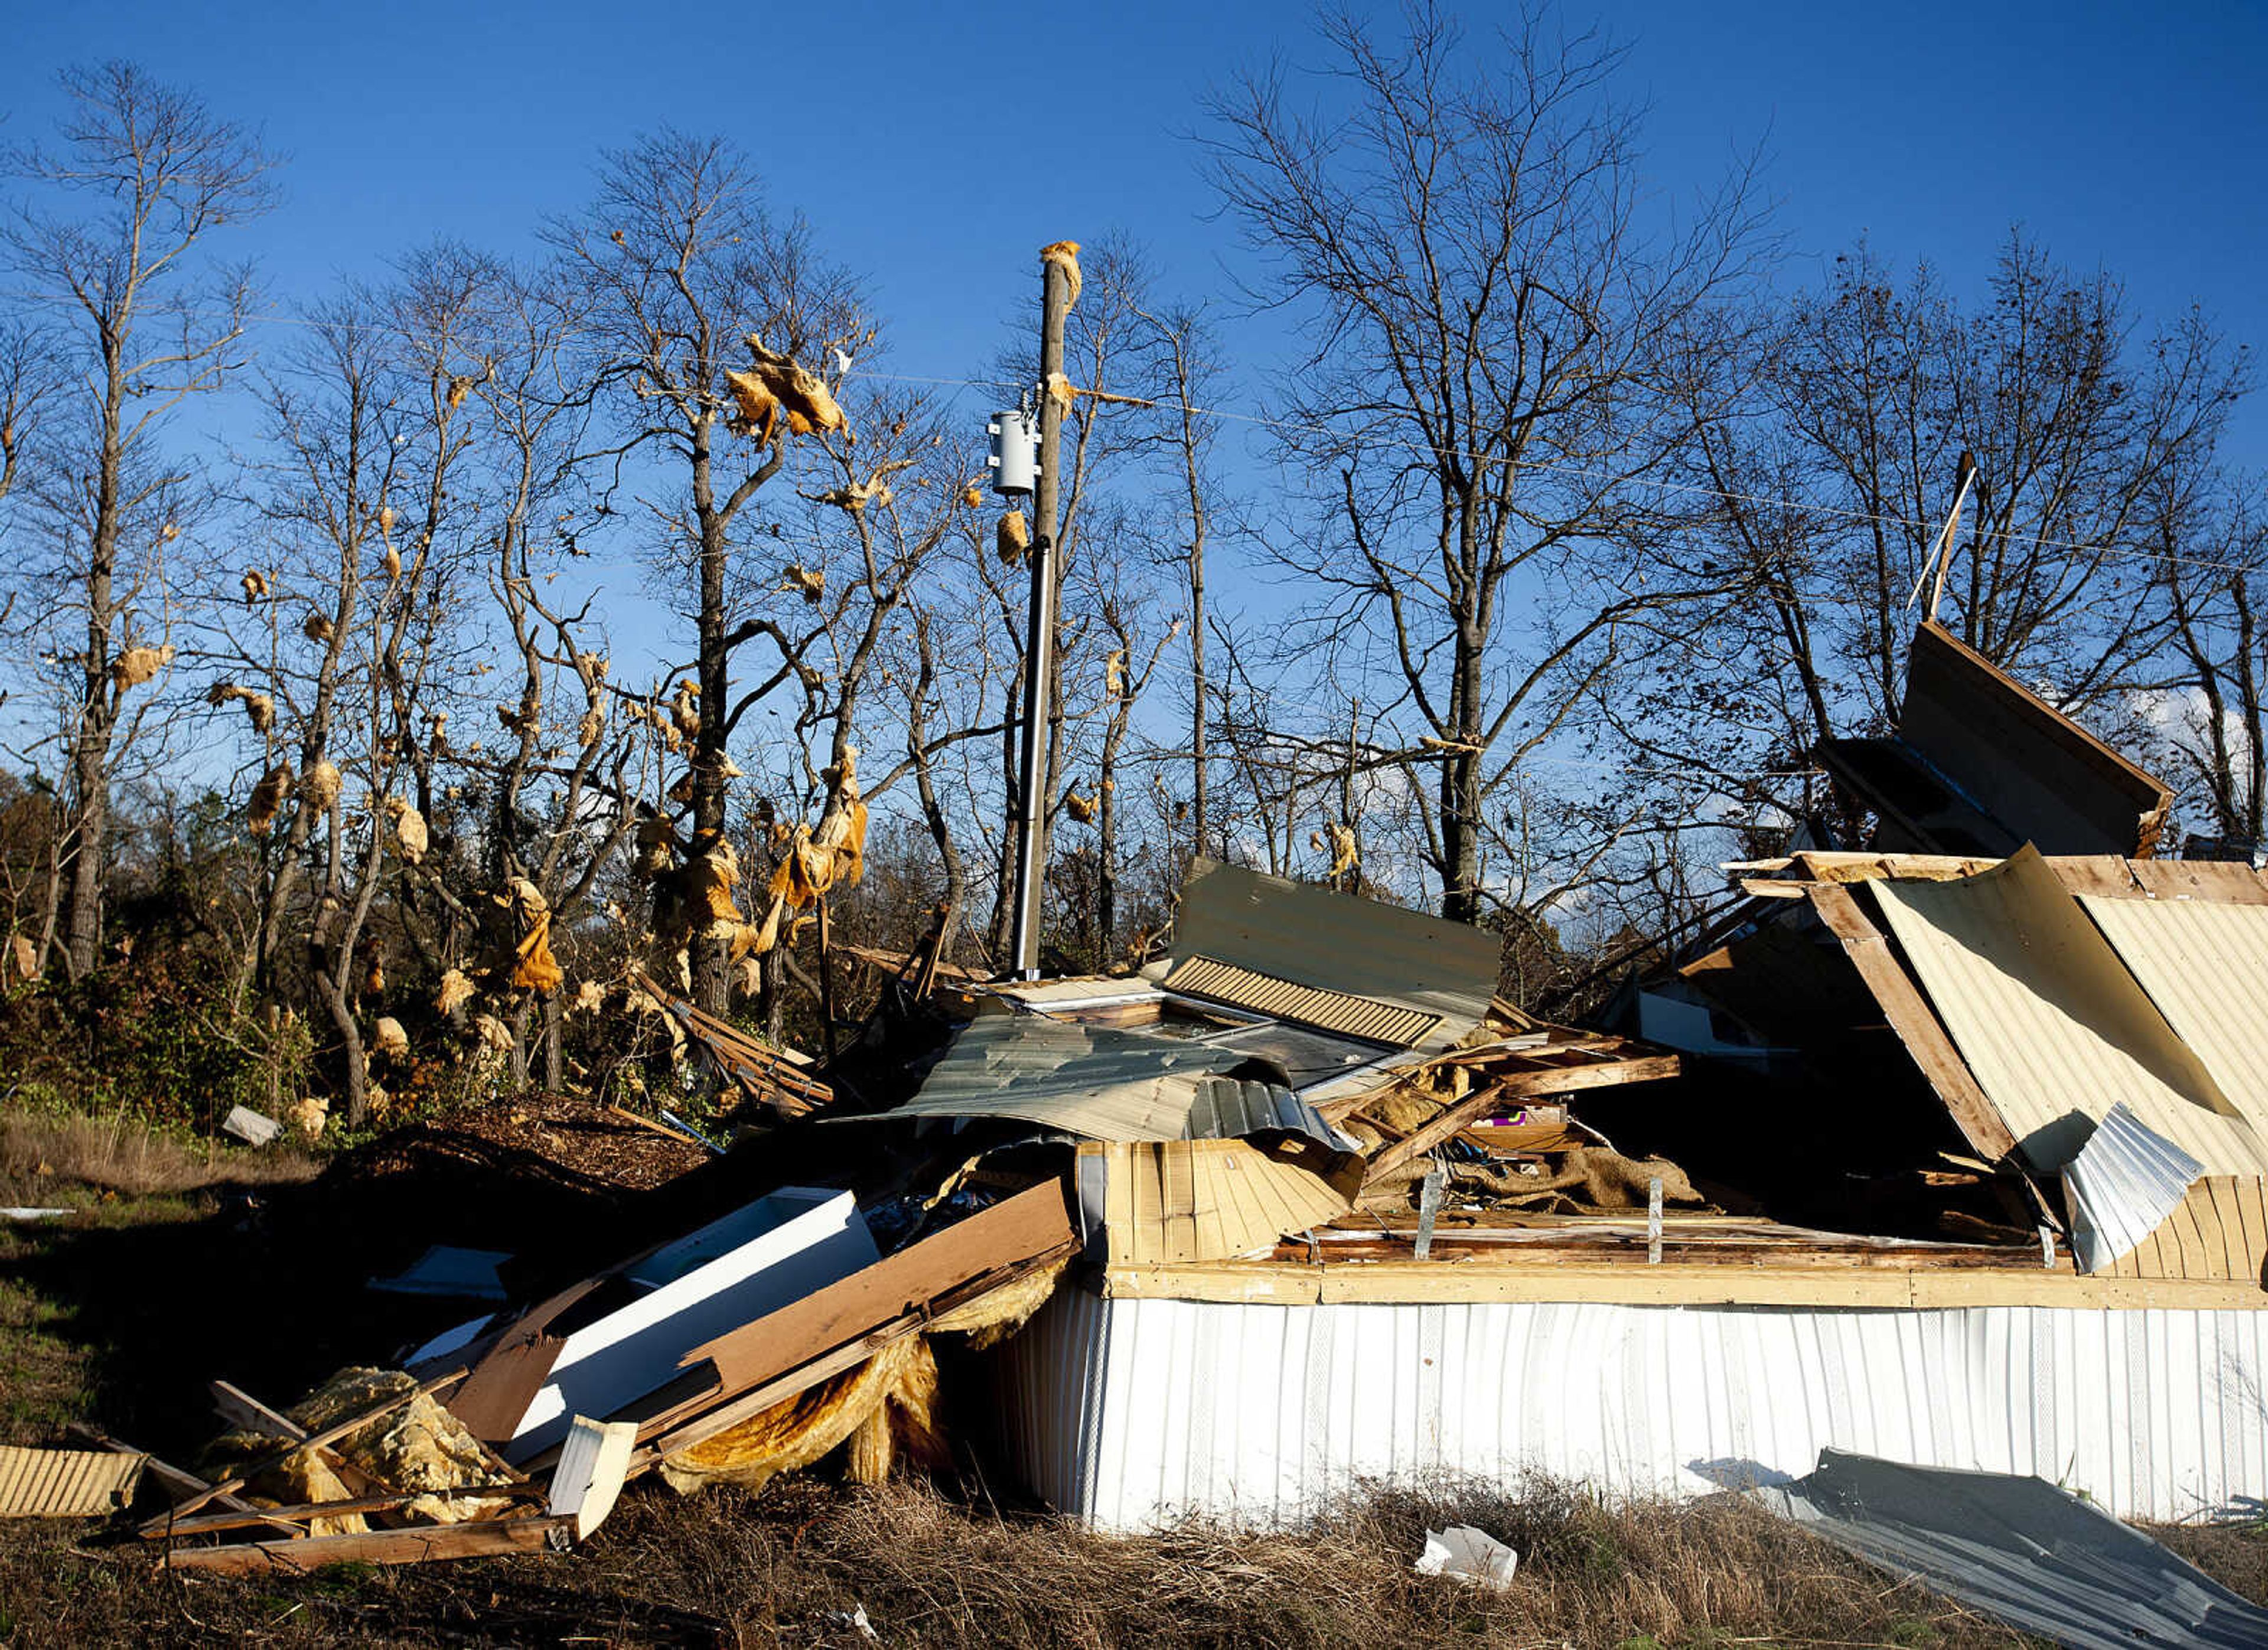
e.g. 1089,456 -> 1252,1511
989,1292 -> 2268,1529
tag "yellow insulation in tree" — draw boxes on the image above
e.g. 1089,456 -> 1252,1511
722,336 -> 846,444
500,876 -> 563,996
435,968 -> 475,1016
110,644 -> 174,691
207,682 -> 276,735
768,751 -> 869,912
301,759 -> 343,810
997,509 -> 1029,565
384,798 -> 428,864
1040,239 -> 1083,308
246,764 -> 292,834
682,834 -> 745,939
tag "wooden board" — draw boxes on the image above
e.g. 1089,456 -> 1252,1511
150,1483 -> 546,1540
684,1180 -> 1074,1393
2127,860 -> 2268,905
159,1513 -> 571,1574
142,1367 -> 466,1534
1806,883 -> 2017,1160
1102,1260 -> 2268,1311
443,1280 -> 601,1444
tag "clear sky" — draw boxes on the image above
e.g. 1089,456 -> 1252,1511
5,1 -> 2261,425
4,0 -> 2263,685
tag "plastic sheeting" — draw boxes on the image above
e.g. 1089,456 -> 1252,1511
989,1288 -> 2268,1530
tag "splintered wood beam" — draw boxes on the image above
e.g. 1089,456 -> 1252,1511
159,1513 -> 572,1574
1359,1055 -> 1683,1188
208,1380 -> 304,1440
1806,883 -> 2016,1160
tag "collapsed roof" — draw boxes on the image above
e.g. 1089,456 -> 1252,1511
1819,620 -> 2172,858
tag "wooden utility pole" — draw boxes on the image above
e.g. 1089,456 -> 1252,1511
1008,244 -> 1076,978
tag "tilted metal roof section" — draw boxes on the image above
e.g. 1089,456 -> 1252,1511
1164,859 -> 1498,1052
2080,894 -> 2268,1120
863,1015 -> 1284,1141
1161,955 -> 1441,1048
1869,848 -> 2268,1176
1177,1075 -> 1338,1148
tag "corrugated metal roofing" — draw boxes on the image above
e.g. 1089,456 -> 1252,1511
0,1446 -> 144,1518
1869,849 -> 2268,1176
866,1016 -> 1277,1141
2081,895 -> 2268,1127
1178,1076 -> 1336,1147
1168,860 -> 1498,1051
1084,1137 -> 1358,1266
1758,1449 -> 2268,1650
988,1290 -> 2268,1530
1162,956 -> 1440,1047
2064,1103 -> 2206,1274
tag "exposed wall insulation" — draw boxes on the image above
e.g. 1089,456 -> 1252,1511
990,1288 -> 2268,1529
1869,850 -> 2268,1176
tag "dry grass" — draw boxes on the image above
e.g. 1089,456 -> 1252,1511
0,1473 -> 2094,1648
0,1110 -> 318,1203
0,1130 -> 2254,1647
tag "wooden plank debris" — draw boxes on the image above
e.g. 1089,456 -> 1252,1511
149,1483 -> 548,1540
159,1513 -> 573,1575
631,970 -> 832,1116
142,1367 -> 467,1534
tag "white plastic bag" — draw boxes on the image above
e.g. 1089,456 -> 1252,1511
1413,1524 -> 1519,1590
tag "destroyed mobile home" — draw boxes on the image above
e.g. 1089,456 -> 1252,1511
35,619 -> 2268,1579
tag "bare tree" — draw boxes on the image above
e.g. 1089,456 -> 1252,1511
2152,472 -> 2267,854
3,63 -> 278,977
1202,6 -> 1765,922
552,131 -> 866,1014
1126,294 -> 1230,866
1780,234 -> 2247,722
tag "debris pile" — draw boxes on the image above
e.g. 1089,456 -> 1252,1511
32,618 -> 2268,1574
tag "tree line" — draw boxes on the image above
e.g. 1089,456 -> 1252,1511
1,12 -> 2259,1129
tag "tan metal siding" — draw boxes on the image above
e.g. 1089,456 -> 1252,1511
1871,852 -> 2268,1176
2080,896 -> 2268,1121
0,1446 -> 143,1518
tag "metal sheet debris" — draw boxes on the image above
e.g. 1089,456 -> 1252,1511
2063,1104 -> 2204,1273
1756,1448 -> 2268,1650
0,1446 -> 145,1518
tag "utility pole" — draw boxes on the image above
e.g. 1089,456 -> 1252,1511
1008,242 -> 1077,979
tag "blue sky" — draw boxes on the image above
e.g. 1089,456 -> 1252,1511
6,0 -> 2260,431
5,0 -> 2264,702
